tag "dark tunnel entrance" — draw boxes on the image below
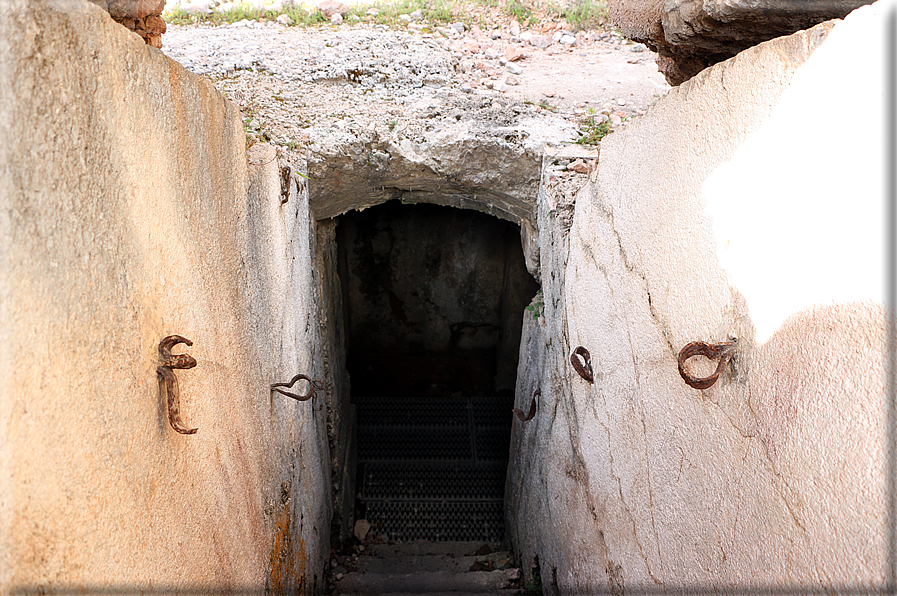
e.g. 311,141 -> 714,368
336,200 -> 539,543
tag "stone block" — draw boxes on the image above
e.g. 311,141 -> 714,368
608,0 -> 873,84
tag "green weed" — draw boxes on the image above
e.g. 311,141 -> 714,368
561,0 -> 606,31
537,99 -> 557,113
576,112 -> 611,144
525,289 -> 543,320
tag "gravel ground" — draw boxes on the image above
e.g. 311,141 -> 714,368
162,20 -> 669,147
161,20 -> 670,223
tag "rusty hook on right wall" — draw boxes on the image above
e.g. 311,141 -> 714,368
280,165 -> 292,204
570,347 -> 594,383
513,389 -> 540,422
677,341 -> 736,389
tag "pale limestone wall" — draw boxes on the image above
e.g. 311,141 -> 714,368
507,2 -> 891,593
0,0 -> 330,592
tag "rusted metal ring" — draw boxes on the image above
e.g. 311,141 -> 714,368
157,335 -> 198,435
272,374 -> 323,402
571,347 -> 594,383
512,389 -> 539,422
677,341 -> 736,390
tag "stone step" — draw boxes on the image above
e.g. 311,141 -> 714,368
362,540 -> 500,557
335,568 -> 521,594
355,551 -> 515,574
339,592 -> 520,596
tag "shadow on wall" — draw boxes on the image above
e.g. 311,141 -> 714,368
337,200 -> 539,398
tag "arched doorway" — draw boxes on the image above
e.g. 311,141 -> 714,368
336,200 -> 539,542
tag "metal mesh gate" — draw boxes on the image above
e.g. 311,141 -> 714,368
356,396 -> 513,542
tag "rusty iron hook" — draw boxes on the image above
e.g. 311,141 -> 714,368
271,374 -> 325,409
512,389 -> 539,422
571,346 -> 594,383
280,165 -> 292,204
677,341 -> 736,390
157,335 -> 198,435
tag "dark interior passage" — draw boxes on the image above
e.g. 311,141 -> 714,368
336,201 -> 539,542
337,201 -> 539,398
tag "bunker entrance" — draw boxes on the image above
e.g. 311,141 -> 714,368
336,200 -> 538,542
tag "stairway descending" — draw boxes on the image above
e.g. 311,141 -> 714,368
332,541 -> 523,595
331,396 -> 522,595
354,395 -> 513,543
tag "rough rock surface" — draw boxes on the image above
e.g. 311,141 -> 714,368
1,0 -> 330,592
609,0 -> 874,84
162,22 -> 669,273
507,2 -> 890,591
89,0 -> 168,47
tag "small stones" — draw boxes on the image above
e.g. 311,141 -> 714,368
451,22 -> 466,35
317,0 -> 348,18
506,62 -> 523,75
505,45 -> 526,62
354,518 -> 371,541
529,35 -> 552,48
567,158 -> 590,173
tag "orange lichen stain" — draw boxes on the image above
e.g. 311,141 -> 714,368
268,497 -> 306,595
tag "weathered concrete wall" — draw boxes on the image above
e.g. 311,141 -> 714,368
0,0 -> 330,592
315,217 -> 357,549
507,1 -> 891,592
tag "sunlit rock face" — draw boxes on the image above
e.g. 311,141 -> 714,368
507,3 -> 891,593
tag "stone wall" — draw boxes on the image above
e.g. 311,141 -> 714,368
0,1 -> 329,593
507,2 -> 892,592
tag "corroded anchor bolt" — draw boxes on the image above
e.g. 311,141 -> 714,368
570,346 -> 594,383
512,389 -> 539,422
677,341 -> 737,390
157,335 -> 198,435
271,374 -> 325,410
280,165 -> 291,204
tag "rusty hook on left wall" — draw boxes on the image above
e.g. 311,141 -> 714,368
157,335 -> 198,435
271,374 -> 325,410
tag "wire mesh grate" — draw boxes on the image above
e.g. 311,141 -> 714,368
354,396 -> 470,427
361,461 -> 507,500
471,396 -> 516,427
365,501 -> 505,542
355,396 -> 512,542
358,426 -> 473,460
474,427 -> 512,461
